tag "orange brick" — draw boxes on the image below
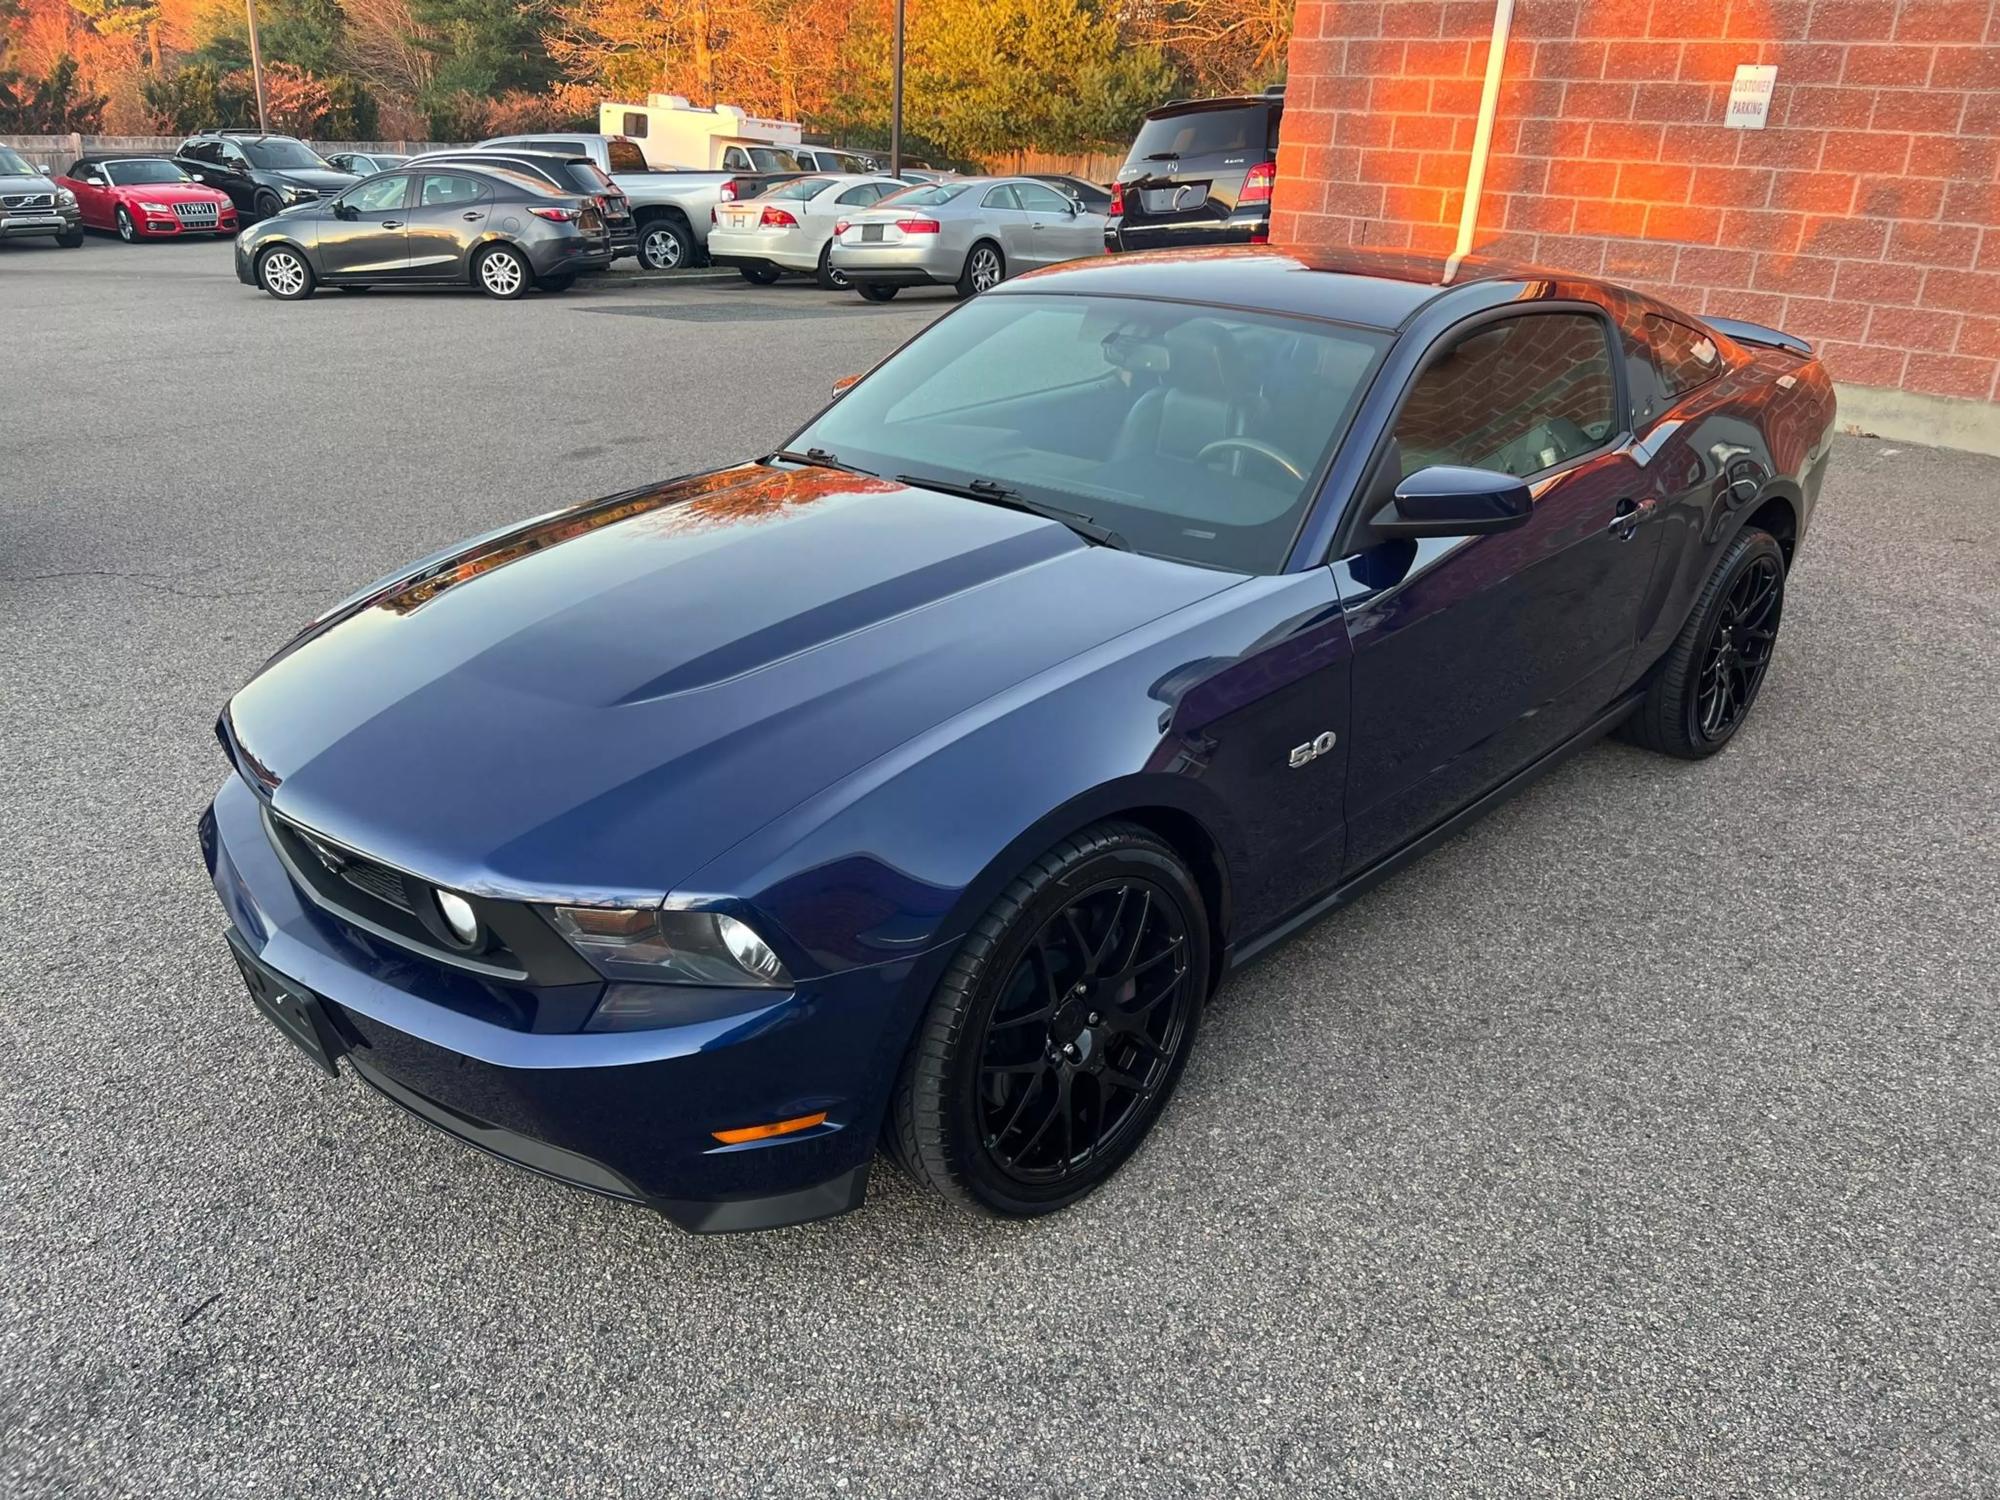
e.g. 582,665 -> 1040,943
1942,181 -> 2000,225
1926,138 -> 2000,181
1336,110 -> 1397,146
1645,203 -> 1722,243
1564,81 -> 1639,118
1867,305 -> 1962,350
1430,79 -> 1483,114
1546,158 -> 1623,198
1783,296 -> 1872,339
1504,194 -> 1576,232
1729,1 -> 1810,41
1574,198 -> 1650,235
1659,125 -> 1743,164
1510,0 -> 1579,38
1680,41 -> 1751,83
1677,244 -> 1757,286
1769,170 -> 1857,213
1832,259 -> 1926,304
1736,129 -> 1826,168
1705,288 -> 1789,325
1894,2 -> 1990,43
1369,75 -> 1434,112
1688,166 -> 1774,207
1841,45 -> 1937,85
1810,3 -> 1898,40
1619,161 -> 1695,202
1957,315 -> 2000,358
1753,254 -> 1838,295
1536,233 -> 1609,272
1487,154 -> 1550,193
1516,118 -> 1595,156
1575,0 -> 1652,37
1536,39 -> 1606,77
1381,2 -> 1445,38
1962,92 -> 2000,136
1903,352 -> 1997,397
1857,175 -> 1947,219
1359,148 -> 1424,183
1324,182 -> 1388,215
1346,38 -> 1408,74
1929,45 -> 2000,89
1404,38 -> 1471,73
1720,208 -> 1807,252
1606,41 -> 1684,81
1798,214 -> 1890,257
1384,184 -> 1448,222
1767,40 -> 1850,80
1816,341 -> 1909,384
1602,237 -> 1681,279
1416,151 -> 1466,187
1922,269 -> 2000,315
1634,82 -> 1722,122
1820,130 -> 1914,173
1783,86 -> 1877,128
1393,113 -> 1459,148
1888,221 -> 1982,268
1651,0 -> 1731,34
1439,0 -> 1493,38
1589,120 -> 1665,159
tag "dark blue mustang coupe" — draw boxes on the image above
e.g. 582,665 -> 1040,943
203,248 -> 1836,1232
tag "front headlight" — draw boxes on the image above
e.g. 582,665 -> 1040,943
138,200 -> 172,213
57,188 -> 76,206
282,185 -> 310,202
548,905 -> 792,988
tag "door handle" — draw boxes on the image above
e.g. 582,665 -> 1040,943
461,211 -> 482,221
1607,497 -> 1655,540
381,219 -> 403,229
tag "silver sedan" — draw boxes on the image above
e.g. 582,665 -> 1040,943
828,176 -> 1106,301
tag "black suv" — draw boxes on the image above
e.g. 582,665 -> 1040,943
1104,87 -> 1283,253
172,130 -> 358,222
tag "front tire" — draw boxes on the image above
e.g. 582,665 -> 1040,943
1625,527 -> 1786,758
56,228 -> 84,248
856,281 -> 899,302
116,207 -> 136,242
256,245 -> 314,300
253,189 -> 283,221
888,823 -> 1209,1219
474,244 -> 529,299
956,240 -> 1003,298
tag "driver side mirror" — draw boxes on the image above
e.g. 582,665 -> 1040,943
831,373 -> 861,398
36,164 -> 51,176
1369,465 -> 1533,540
190,172 -> 204,181
83,175 -> 105,187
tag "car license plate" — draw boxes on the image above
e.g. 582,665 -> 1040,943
1141,185 -> 1208,213
862,225 -> 884,242
226,933 -> 341,1077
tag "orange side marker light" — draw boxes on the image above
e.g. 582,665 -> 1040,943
712,1112 -> 829,1146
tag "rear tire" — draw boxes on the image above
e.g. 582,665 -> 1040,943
256,245 -> 314,300
474,244 -> 530,300
816,241 -> 850,290
738,263 -> 781,285
637,216 -> 691,271
856,282 -> 899,302
1624,527 -> 1786,759
888,822 -> 1209,1219
955,240 -> 1003,298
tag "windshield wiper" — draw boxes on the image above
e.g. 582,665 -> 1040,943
1142,152 -> 1179,162
894,472 -> 1127,550
773,446 -> 875,477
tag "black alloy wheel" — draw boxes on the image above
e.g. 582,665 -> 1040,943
1625,527 -> 1786,758
890,823 -> 1209,1218
1695,552 -> 1782,741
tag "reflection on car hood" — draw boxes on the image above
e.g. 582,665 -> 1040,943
274,169 -> 358,190
227,464 -> 1238,903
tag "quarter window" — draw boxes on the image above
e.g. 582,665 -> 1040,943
1646,315 -> 1723,400
723,147 -> 749,170
1394,312 -> 1618,478
836,182 -> 887,206
982,184 -> 1022,210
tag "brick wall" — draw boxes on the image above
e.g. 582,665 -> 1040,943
1272,0 -> 2000,402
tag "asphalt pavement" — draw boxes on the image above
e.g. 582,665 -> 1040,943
2,234 -> 1996,1498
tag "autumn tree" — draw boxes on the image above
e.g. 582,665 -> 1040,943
1133,0 -> 1290,94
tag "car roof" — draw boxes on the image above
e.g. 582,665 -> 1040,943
1001,245 -> 1611,331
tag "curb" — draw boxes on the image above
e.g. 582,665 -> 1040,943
600,267 -> 737,286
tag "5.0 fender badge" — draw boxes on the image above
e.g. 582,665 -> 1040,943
1288,731 -> 1337,769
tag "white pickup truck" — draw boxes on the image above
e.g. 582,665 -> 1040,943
473,132 -> 802,271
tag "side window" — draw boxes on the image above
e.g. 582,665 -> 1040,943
66,159 -> 89,178
184,141 -> 217,165
419,173 -> 482,207
722,146 -> 749,171
1394,312 -> 1618,479
982,184 -> 1022,210
219,145 -> 247,170
344,174 -> 409,213
622,113 -> 647,138
1646,314 -> 1722,400
836,182 -> 885,206
1015,182 -> 1072,213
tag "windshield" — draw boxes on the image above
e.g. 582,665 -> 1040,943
241,138 -> 330,170
0,147 -> 34,176
1129,106 -> 1273,162
791,293 -> 1386,573
108,159 -> 192,185
748,147 -> 801,171
564,161 -> 613,191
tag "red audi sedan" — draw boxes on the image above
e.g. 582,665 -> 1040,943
57,155 -> 238,241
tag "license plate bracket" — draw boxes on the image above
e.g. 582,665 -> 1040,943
861,224 -> 884,242
226,933 -> 342,1077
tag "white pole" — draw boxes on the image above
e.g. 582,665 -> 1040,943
1450,0 -> 1515,275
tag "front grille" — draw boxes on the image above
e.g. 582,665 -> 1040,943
173,201 -> 220,226
2,192 -> 55,210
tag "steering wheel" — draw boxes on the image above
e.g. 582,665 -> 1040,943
1195,437 -> 1307,483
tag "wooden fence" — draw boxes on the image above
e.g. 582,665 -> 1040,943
1,133 -> 453,172
982,149 -> 1125,186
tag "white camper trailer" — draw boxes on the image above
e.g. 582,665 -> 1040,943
599,96 -> 805,172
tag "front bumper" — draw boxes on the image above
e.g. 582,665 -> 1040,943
0,203 -> 79,239
201,772 -> 943,1232
134,208 -> 238,237
829,238 -> 957,286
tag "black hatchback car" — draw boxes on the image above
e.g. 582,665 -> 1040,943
173,130 -> 357,221
1105,88 -> 1283,253
234,163 -> 611,300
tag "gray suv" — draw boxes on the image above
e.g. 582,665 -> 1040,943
0,146 -> 82,247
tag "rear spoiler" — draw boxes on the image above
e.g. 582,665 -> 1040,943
1705,315 -> 1813,358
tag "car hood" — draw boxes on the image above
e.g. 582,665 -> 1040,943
227,465 -> 1239,904
110,182 -> 229,204
274,168 -> 357,191
0,173 -> 52,192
